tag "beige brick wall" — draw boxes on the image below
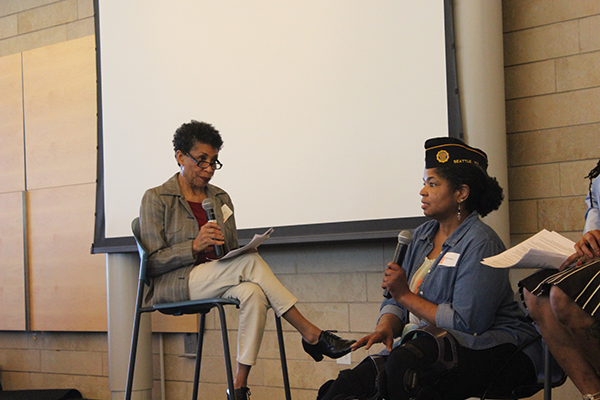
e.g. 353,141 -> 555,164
503,0 -> 600,247
0,0 -> 94,57
504,5 -> 600,394
0,331 -> 109,398
0,1 -> 598,399
503,4 -> 600,395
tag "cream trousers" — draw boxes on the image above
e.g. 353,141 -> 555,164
188,252 -> 298,366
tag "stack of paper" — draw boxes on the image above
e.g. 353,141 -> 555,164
482,229 -> 575,269
218,227 -> 274,261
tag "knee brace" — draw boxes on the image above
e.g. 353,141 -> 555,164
391,326 -> 458,400
396,343 -> 426,399
402,370 -> 444,400
401,325 -> 458,374
377,342 -> 427,400
317,355 -> 385,400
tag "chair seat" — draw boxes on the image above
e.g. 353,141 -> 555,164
153,298 -> 240,316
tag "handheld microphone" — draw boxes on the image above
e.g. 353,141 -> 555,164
201,198 -> 224,258
383,230 -> 413,299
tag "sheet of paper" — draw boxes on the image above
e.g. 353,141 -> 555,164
481,229 -> 575,269
218,227 -> 274,261
510,248 -> 572,269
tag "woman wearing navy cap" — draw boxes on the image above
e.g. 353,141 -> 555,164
317,137 -> 542,400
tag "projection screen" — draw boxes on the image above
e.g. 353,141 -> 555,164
92,0 -> 461,253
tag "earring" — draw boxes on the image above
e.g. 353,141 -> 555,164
457,200 -> 462,221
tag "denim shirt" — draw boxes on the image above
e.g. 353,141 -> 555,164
380,212 -> 543,374
584,176 -> 600,233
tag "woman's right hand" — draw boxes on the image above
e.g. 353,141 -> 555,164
350,314 -> 399,352
575,229 -> 600,259
192,222 -> 225,255
559,229 -> 600,270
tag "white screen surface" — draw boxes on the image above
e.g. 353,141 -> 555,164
97,0 -> 449,239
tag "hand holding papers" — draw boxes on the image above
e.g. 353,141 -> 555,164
482,229 -> 575,269
218,227 -> 274,261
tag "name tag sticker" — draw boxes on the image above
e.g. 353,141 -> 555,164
222,204 -> 233,223
439,252 -> 460,267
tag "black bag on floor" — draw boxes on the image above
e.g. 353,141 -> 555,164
0,388 -> 82,400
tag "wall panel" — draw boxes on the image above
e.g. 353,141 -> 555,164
22,35 -> 96,190
0,52 -> 25,193
28,184 -> 106,331
151,313 -> 198,334
20,36 -> 105,332
0,192 -> 27,330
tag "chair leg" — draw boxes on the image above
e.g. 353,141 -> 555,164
192,313 -> 207,400
543,345 -> 552,400
275,315 -> 292,400
125,310 -> 143,400
216,303 -> 236,399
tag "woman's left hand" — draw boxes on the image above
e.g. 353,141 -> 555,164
382,262 -> 410,300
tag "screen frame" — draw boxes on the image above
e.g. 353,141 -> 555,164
91,0 -> 462,254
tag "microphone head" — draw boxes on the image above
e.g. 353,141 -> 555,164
397,230 -> 413,245
201,198 -> 214,211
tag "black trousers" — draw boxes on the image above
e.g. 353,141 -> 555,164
384,336 -> 537,400
318,336 -> 537,400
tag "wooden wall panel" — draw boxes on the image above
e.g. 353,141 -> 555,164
28,184 -> 106,331
22,35 -> 96,190
21,35 -> 106,331
0,192 -> 27,330
151,313 -> 198,333
0,53 -> 25,193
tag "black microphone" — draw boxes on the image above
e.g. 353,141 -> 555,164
201,198 -> 224,258
383,230 -> 413,299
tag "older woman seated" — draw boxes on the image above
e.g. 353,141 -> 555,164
139,120 -> 355,400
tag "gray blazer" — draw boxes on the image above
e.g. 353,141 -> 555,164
139,173 -> 239,304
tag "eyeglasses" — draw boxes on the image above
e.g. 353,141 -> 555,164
186,153 -> 223,170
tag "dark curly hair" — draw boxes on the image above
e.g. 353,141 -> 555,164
435,164 -> 503,218
586,159 -> 600,208
172,120 -> 223,163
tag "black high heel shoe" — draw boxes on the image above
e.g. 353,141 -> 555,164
302,330 -> 356,362
227,386 -> 250,400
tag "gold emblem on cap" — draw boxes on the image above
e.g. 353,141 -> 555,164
436,150 -> 449,163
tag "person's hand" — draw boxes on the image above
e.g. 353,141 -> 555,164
382,262 -> 410,300
574,230 -> 600,259
351,323 -> 395,352
559,251 -> 600,271
559,252 -> 579,271
192,222 -> 225,254
560,230 -> 600,271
